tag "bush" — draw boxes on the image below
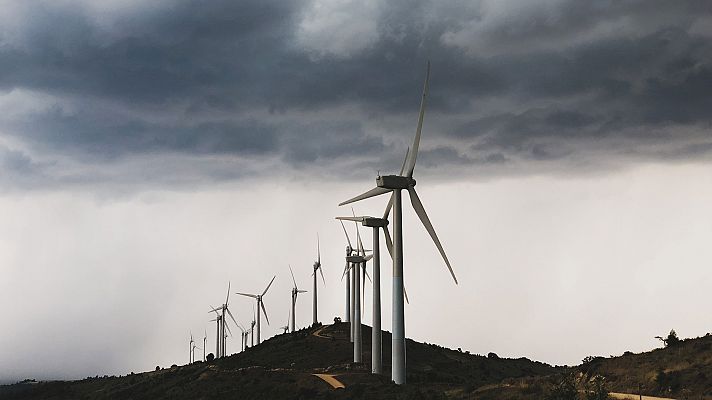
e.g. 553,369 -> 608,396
584,375 -> 609,400
206,353 -> 215,362
546,373 -> 578,400
487,352 -> 499,359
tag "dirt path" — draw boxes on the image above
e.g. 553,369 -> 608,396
312,325 -> 330,339
609,392 -> 676,400
312,373 -> 345,389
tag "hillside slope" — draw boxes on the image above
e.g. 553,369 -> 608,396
0,322 -> 557,399
578,333 -> 712,399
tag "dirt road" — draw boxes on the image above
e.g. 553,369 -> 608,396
609,392 -> 676,400
312,373 -> 345,389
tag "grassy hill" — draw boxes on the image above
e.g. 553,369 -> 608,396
3,323 -> 712,399
578,333 -> 712,399
0,322 -> 556,399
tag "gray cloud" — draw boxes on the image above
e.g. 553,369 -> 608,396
0,0 -> 710,189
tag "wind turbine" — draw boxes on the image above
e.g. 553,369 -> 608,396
312,234 -> 325,325
338,62 -> 458,384
337,213 -> 387,374
288,265 -> 308,333
203,329 -> 207,361
339,221 -> 355,342
249,306 -> 256,347
209,309 -> 222,357
189,332 -> 194,364
192,342 -> 201,363
237,276 -> 276,345
209,283 -> 239,358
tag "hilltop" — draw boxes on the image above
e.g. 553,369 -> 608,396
0,321 -> 556,399
2,323 -> 712,399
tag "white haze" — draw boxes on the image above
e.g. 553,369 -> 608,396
1,162 -> 712,382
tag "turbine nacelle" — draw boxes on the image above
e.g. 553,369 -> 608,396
346,255 -> 366,263
377,175 -> 415,190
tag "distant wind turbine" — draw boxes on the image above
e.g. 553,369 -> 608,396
312,234 -> 325,325
189,332 -> 194,364
338,62 -> 458,384
209,283 -> 239,358
289,265 -> 307,333
237,276 -> 276,345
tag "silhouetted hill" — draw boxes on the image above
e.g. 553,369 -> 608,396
577,333 -> 712,398
0,322 -> 556,399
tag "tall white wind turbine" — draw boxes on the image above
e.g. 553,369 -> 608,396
208,310 -> 222,357
289,265 -> 308,332
203,329 -> 207,361
210,283 -> 238,357
236,276 -> 276,345
339,221 -> 356,342
189,332 -> 194,364
312,234 -> 325,325
338,62 -> 458,384
337,214 -> 387,374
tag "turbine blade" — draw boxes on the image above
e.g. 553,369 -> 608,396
317,233 -> 320,264
289,264 -> 297,289
399,147 -> 410,176
339,186 -> 390,206
319,265 -> 326,285
383,226 -> 393,258
262,275 -> 276,296
404,285 -> 410,304
341,261 -> 349,281
298,290 -> 308,293
407,186 -> 458,284
336,216 -> 364,222
225,281 -> 231,306
339,220 -> 353,250
261,301 -> 270,325
352,208 -> 365,256
364,254 -> 374,262
225,323 -> 233,337
404,61 -> 430,178
235,292 -> 258,299
226,308 -> 239,328
209,305 -> 222,314
383,192 -> 394,220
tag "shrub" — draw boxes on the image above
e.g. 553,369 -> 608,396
546,373 -> 578,400
487,352 -> 499,359
206,353 -> 215,362
584,375 -> 609,400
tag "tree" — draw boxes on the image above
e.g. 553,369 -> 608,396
655,330 -> 681,347
547,373 -> 578,400
584,375 -> 610,400
206,353 -> 215,362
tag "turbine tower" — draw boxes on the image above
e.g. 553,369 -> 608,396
237,276 -> 276,345
189,332 -> 194,364
289,265 -> 308,332
312,234 -> 325,325
209,283 -> 238,358
203,329 -> 207,361
339,221 -> 355,342
337,214 -> 387,374
209,311 -> 222,357
250,307 -> 256,347
338,62 -> 458,384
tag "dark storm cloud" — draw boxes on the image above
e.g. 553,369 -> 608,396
0,0 -> 711,188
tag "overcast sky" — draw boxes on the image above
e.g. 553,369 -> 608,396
1,0 -> 712,383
